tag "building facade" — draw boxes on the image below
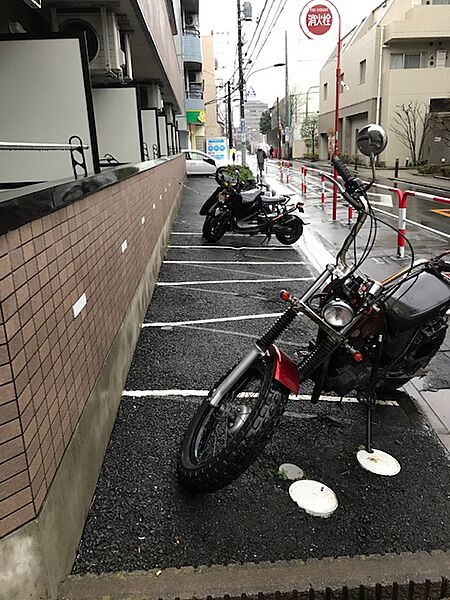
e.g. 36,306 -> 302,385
245,99 -> 268,152
202,35 -> 224,142
0,1 -> 186,598
178,0 -> 205,150
319,0 -> 450,166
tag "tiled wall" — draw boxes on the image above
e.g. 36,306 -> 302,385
0,156 -> 184,538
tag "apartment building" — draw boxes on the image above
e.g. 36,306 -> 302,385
202,34 -> 223,141
319,0 -> 450,166
0,1 -> 186,598
178,0 -> 205,150
245,99 -> 269,151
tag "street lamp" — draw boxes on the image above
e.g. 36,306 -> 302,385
305,85 -> 320,119
241,63 -> 285,161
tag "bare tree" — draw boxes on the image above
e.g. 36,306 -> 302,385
391,101 -> 431,165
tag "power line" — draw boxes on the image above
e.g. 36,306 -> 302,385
244,0 -> 271,60
246,0 -> 288,73
244,0 -> 279,70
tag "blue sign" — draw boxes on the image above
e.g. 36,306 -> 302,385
207,137 -> 227,161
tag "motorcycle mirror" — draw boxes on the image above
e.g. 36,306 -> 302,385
356,124 -> 388,157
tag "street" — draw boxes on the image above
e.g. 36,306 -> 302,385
269,159 -> 450,237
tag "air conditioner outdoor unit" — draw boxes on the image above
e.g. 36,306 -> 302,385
185,13 -> 194,26
56,9 -> 127,79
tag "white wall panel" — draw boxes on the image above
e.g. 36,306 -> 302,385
93,88 -> 142,164
141,110 -> 159,159
0,39 -> 96,184
158,115 -> 168,157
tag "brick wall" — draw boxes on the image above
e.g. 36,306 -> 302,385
0,156 -> 184,538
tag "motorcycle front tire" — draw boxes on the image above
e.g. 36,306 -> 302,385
202,212 -> 229,242
275,217 -> 303,245
177,355 -> 289,493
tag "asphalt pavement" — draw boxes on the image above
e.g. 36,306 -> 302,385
72,176 -> 450,576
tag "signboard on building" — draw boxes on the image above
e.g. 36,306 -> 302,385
207,137 -> 227,160
187,110 -> 206,124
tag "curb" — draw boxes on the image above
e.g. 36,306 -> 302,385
59,551 -> 450,600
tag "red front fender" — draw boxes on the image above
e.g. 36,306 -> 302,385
269,345 -> 299,394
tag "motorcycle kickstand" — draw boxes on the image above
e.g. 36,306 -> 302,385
365,399 -> 376,454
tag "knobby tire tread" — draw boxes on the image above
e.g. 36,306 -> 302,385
177,358 -> 289,493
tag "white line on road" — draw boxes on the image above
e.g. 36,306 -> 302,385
142,313 -> 283,327
163,260 -> 306,265
157,277 -> 314,287
122,388 -> 398,406
169,245 -> 294,250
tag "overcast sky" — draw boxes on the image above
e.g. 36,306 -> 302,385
199,0 -> 383,110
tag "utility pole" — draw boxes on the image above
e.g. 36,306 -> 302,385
277,96 -> 281,159
285,31 -> 290,160
227,81 -> 233,151
237,0 -> 246,165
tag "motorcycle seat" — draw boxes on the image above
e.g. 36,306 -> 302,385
384,271 -> 450,332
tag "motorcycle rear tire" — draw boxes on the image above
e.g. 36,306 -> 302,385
202,213 -> 228,242
275,218 -> 303,245
177,356 -> 289,493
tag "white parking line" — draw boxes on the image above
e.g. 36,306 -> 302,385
142,313 -> 283,328
164,261 -> 306,265
122,389 -> 398,406
157,277 -> 314,287
169,245 -> 294,250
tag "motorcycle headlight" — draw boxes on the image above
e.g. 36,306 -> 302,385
322,299 -> 354,328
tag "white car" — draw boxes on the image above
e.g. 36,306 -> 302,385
182,149 -> 226,176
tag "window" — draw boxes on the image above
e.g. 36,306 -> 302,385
404,53 -> 422,68
323,83 -> 328,100
360,59 -> 367,84
391,53 -> 424,69
339,73 -> 344,93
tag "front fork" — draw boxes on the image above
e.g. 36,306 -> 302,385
208,265 -> 347,408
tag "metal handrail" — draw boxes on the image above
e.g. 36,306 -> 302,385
0,136 -> 89,180
0,141 -> 89,151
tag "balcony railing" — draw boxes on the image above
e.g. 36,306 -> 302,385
186,90 -> 203,99
183,26 -> 200,37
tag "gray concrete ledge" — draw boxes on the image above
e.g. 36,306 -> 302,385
0,189 -> 182,600
59,551 -> 450,600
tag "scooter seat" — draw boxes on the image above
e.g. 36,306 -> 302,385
260,195 -> 288,204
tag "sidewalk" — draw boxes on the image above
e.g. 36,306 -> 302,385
262,161 -> 450,454
62,174 -> 450,600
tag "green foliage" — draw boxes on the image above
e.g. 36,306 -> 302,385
301,114 -> 319,155
259,110 -> 272,135
418,164 -> 450,178
278,468 -> 289,480
302,153 -> 319,161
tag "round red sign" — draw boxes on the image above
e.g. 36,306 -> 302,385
305,4 -> 333,36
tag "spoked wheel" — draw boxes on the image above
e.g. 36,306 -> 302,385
275,217 -> 303,245
177,356 -> 289,493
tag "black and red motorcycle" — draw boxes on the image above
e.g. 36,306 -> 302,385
199,166 -> 305,244
177,124 -> 450,492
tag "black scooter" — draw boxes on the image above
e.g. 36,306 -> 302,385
199,168 -> 305,245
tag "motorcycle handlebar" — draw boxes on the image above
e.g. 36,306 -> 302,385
332,155 -> 354,185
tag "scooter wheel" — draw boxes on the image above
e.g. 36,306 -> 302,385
202,213 -> 228,242
177,356 -> 289,493
275,218 -> 303,245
